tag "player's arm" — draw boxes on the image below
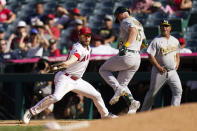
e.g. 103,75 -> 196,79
148,54 -> 167,74
175,53 -> 180,70
51,55 -> 78,70
119,27 -> 137,56
124,27 -> 137,47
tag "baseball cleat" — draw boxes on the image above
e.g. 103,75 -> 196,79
109,88 -> 126,105
128,100 -> 140,114
102,112 -> 118,119
22,110 -> 32,124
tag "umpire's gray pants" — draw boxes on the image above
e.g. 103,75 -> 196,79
141,68 -> 182,111
99,53 -> 141,95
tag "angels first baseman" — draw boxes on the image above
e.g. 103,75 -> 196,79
141,20 -> 182,111
22,27 -> 117,124
99,7 -> 147,114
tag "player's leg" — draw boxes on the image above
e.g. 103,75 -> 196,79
73,79 -> 116,118
23,72 -> 74,124
167,70 -> 182,106
141,69 -> 167,111
117,68 -> 140,114
99,55 -> 126,91
109,54 -> 141,106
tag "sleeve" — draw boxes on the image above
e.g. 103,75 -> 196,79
122,20 -> 135,31
69,44 -> 83,61
147,39 -> 157,56
176,39 -> 181,53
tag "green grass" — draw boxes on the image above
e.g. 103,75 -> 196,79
0,126 -> 44,131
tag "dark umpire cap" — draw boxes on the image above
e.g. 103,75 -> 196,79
160,20 -> 171,26
114,6 -> 130,23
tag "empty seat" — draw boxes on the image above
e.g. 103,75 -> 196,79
171,32 -> 183,39
169,18 -> 188,33
184,32 -> 197,40
149,11 -> 168,19
64,2 -> 77,10
188,11 -> 197,26
80,8 -> 94,16
186,40 -> 197,48
145,19 -> 162,26
187,24 -> 197,32
168,11 -> 190,19
144,26 -> 160,40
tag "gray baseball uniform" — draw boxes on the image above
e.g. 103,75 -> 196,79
99,16 -> 145,103
141,35 -> 182,111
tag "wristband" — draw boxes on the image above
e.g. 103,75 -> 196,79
124,42 -> 130,47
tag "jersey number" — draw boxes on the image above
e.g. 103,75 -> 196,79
136,29 -> 143,42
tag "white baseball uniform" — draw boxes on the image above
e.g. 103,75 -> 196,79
141,35 -> 182,111
30,42 -> 109,118
99,16 -> 145,102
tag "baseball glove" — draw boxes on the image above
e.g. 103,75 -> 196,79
47,62 -> 66,73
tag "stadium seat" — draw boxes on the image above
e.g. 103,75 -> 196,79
119,0 -> 133,8
184,32 -> 197,40
144,26 -> 160,40
168,18 -> 187,33
44,1 -> 57,11
145,19 -> 162,26
171,32 -> 183,39
168,11 -> 190,19
134,13 -> 148,25
187,24 -> 197,32
185,40 -> 197,52
63,2 -> 77,10
80,8 -> 94,16
101,1 -> 114,8
188,11 -> 197,27
149,11 -> 169,19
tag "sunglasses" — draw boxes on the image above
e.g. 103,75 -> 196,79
81,34 -> 91,38
160,25 -> 170,27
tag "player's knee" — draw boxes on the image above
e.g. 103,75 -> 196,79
93,92 -> 102,101
176,87 -> 183,95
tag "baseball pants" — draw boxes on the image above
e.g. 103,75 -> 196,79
141,68 -> 182,111
30,71 -> 109,118
99,53 -> 141,99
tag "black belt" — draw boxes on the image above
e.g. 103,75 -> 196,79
127,49 -> 140,54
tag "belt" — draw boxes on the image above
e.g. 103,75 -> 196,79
65,73 -> 78,81
127,49 -> 140,54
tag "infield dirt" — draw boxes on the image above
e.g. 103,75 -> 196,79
0,103 -> 196,131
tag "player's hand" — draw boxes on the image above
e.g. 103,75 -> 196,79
119,46 -> 127,56
158,66 -> 167,74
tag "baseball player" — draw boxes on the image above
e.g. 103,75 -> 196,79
141,20 -> 182,111
99,7 -> 147,114
22,27 -> 117,124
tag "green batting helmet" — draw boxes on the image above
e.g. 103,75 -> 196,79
114,6 -> 130,23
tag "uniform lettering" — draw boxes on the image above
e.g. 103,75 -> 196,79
161,45 -> 177,55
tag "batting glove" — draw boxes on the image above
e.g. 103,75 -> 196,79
119,46 -> 127,56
